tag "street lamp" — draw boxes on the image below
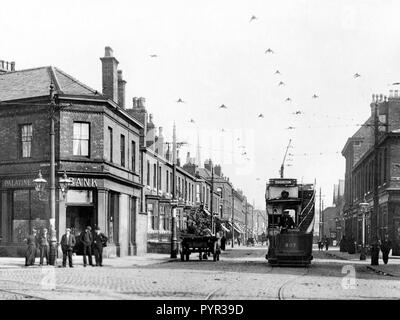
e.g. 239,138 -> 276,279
33,170 -> 47,200
359,199 -> 369,261
59,171 -> 73,199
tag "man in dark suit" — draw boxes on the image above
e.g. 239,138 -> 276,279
92,226 -> 108,267
60,228 -> 76,267
25,229 -> 38,266
38,228 -> 50,266
80,226 -> 93,267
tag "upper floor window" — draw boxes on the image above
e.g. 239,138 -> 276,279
120,134 -> 125,167
147,161 -> 150,186
153,163 -> 157,188
73,122 -> 89,156
20,124 -> 32,158
131,141 -> 136,172
108,127 -> 113,162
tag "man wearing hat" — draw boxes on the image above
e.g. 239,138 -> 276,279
60,228 -> 76,267
93,226 -> 108,267
38,228 -> 50,266
80,226 -> 93,267
25,228 -> 38,266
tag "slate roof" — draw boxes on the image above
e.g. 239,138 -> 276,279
0,66 -> 100,101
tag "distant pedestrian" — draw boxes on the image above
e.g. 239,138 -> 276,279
60,228 -> 76,268
38,228 -> 50,266
317,240 -> 322,251
221,235 -> 226,251
238,238 -> 241,246
25,229 -> 38,266
80,226 -> 94,267
92,226 -> 107,267
381,235 -> 392,265
325,238 -> 329,251
339,236 -> 346,252
370,237 -> 380,266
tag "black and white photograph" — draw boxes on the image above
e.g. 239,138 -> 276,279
0,0 -> 399,311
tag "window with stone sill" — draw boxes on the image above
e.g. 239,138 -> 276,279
73,122 -> 90,157
20,124 -> 33,158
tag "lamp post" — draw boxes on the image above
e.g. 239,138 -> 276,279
359,199 -> 369,261
231,189 -> 234,248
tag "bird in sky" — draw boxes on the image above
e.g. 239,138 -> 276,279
249,15 -> 257,22
176,98 -> 185,103
354,73 -> 361,78
278,81 -> 285,86
285,97 -> 292,102
219,104 -> 227,109
312,94 -> 319,99
275,70 -> 281,75
265,48 -> 274,54
389,82 -> 400,86
149,54 -> 158,58
242,152 -> 247,155
189,119 -> 195,124
256,178 -> 260,181
286,126 -> 295,130
237,138 -> 240,141
245,158 -> 251,161
221,128 -> 226,132
258,113 -> 264,118
293,110 -> 302,115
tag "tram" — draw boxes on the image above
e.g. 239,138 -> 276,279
265,178 -> 315,266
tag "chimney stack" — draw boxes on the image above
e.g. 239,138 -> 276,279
214,164 -> 221,176
117,70 -> 126,108
146,114 -> 156,150
100,46 -> 119,103
0,60 -> 15,74
156,126 -> 165,157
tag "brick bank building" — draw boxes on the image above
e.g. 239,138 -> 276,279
0,48 -> 147,257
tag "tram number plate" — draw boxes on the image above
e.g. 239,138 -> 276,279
284,242 -> 297,248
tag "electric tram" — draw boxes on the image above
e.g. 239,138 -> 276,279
265,178 -> 316,266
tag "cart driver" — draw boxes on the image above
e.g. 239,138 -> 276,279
279,210 -> 295,230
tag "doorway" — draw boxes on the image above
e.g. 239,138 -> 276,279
66,206 -> 95,254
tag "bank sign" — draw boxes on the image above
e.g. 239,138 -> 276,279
69,178 -> 98,188
1,177 -> 98,188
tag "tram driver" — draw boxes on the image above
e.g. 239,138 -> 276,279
279,210 -> 295,231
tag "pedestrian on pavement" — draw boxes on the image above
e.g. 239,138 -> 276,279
238,238 -> 241,246
221,235 -> 226,251
339,236 -> 346,252
381,234 -> 392,265
60,228 -> 76,268
92,226 -> 107,267
38,228 -> 50,266
80,226 -> 94,267
25,229 -> 38,266
370,237 -> 380,266
317,240 -> 322,251
325,238 -> 329,251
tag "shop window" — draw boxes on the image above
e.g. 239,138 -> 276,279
73,122 -> 90,156
148,203 -> 156,230
20,124 -> 33,158
12,189 -> 49,243
159,206 -> 165,230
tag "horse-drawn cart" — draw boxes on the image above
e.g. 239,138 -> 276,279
180,235 -> 221,261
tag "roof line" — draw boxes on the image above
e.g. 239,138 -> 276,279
54,67 -> 101,95
48,66 -> 62,93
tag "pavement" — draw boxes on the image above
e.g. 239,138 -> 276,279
319,246 -> 400,277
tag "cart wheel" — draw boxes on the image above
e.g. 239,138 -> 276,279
185,253 -> 190,261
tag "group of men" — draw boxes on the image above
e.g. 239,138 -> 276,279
25,226 -> 108,268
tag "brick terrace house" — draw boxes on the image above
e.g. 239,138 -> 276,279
342,93 -> 400,255
0,47 -> 146,257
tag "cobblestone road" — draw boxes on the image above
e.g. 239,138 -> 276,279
0,247 -> 399,299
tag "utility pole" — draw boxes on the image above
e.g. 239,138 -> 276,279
231,189 -> 234,248
319,187 -> 322,241
210,163 -> 214,234
372,102 -> 379,243
170,122 -> 178,258
280,139 -> 292,178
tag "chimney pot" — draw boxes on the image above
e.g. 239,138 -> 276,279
101,46 -> 119,102
117,70 -> 126,109
105,46 -> 113,57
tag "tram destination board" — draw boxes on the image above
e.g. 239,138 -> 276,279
269,178 -> 297,186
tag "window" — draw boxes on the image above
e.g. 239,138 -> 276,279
159,206 -> 165,230
170,172 -> 173,194
158,165 -> 162,190
20,124 -> 33,158
108,127 -> 113,162
120,134 -> 125,167
131,141 -> 136,172
166,170 -> 169,193
153,164 -> 157,188
73,122 -> 89,156
147,161 -> 150,186
147,203 -> 156,230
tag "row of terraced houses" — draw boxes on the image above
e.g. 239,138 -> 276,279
0,48 -> 260,257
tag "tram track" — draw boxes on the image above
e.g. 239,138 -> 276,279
0,278 -> 48,300
277,267 -> 310,300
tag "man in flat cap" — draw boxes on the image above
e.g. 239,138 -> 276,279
25,228 -> 38,266
80,226 -> 93,267
93,226 -> 108,267
60,228 -> 76,267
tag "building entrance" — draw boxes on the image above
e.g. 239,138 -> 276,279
66,205 -> 95,254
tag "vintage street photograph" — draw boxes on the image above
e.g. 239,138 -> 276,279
0,0 -> 400,305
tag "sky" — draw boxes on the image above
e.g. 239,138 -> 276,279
2,0 -> 400,210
